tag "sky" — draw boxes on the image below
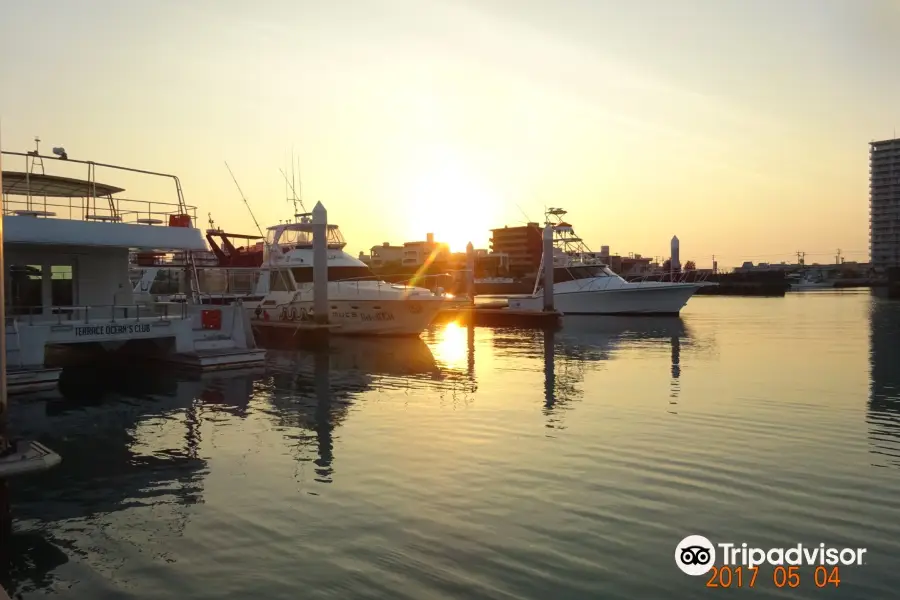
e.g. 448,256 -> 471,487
1,0 -> 898,268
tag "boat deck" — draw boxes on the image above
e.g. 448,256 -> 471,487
6,366 -> 62,394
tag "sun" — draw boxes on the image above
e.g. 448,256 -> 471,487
404,150 -> 501,252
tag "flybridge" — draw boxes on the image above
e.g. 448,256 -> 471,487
1,147 -> 206,250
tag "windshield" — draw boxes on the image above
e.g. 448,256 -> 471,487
291,265 -> 377,283
553,265 -> 616,283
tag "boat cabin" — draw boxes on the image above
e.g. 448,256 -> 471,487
1,147 -> 264,386
265,219 -> 346,254
265,263 -> 379,292
2,151 -> 206,317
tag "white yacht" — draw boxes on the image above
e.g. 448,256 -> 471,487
508,209 -> 711,315
244,214 -> 446,336
1,141 -> 263,391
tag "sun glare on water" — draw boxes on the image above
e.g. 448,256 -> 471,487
431,321 -> 468,369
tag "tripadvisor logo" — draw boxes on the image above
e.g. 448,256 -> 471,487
675,535 -> 716,576
674,535 -> 867,576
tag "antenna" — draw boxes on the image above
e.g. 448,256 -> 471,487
515,203 -> 532,225
208,212 -> 215,231
225,162 -> 265,239
279,167 -> 307,214
284,151 -> 289,215
291,147 -> 298,215
296,154 -> 303,211
225,161 -> 292,292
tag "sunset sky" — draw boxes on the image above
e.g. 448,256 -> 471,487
1,0 -> 898,268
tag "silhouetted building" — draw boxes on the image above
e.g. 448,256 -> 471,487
361,242 -> 404,268
489,223 -> 542,277
870,137 -> 900,270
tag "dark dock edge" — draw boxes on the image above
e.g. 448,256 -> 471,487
436,307 -> 562,329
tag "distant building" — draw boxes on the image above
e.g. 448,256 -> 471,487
871,137 -> 900,270
361,242 -> 404,267
358,233 -> 450,269
670,235 -> 681,272
401,233 -> 450,267
489,223 -> 543,277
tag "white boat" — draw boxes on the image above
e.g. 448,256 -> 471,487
1,141 -> 264,391
244,214 -> 447,336
789,269 -> 835,291
508,208 -> 711,315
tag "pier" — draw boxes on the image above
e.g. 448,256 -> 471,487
438,227 -> 562,328
437,305 -> 562,328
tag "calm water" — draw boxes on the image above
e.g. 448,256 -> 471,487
3,291 -> 900,598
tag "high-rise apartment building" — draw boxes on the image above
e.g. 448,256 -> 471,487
870,138 -> 900,270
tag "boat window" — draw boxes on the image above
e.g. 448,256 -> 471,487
291,266 -> 376,283
553,266 -> 611,283
50,265 -> 75,306
149,270 -> 180,295
7,265 -> 43,315
269,270 -> 295,292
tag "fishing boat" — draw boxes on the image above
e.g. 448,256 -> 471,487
508,208 -> 711,315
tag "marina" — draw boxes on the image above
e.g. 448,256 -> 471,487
1,292 -> 898,599
1,1 -> 898,597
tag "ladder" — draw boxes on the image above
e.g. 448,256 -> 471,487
185,251 -> 201,305
169,177 -> 200,304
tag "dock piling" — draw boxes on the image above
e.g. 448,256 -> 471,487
0,131 -> 7,448
312,201 -> 329,324
542,225 -> 554,312
465,242 -> 475,305
0,127 -> 61,585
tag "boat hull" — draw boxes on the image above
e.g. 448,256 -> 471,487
509,284 -> 703,315
248,298 -> 444,336
790,282 -> 834,291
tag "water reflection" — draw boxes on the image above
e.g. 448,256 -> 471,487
4,364 -> 261,597
265,335 -> 466,486
868,297 -> 900,468
670,334 -> 681,409
424,321 -> 477,380
538,316 -> 691,427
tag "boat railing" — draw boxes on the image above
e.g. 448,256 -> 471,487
329,273 -> 452,296
2,194 -> 198,226
2,149 -> 196,224
135,265 -> 456,298
3,302 -> 190,326
622,270 -> 715,285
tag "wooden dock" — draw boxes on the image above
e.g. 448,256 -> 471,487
437,306 -> 562,328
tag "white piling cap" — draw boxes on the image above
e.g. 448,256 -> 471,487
312,201 -> 327,223
543,224 -> 553,240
